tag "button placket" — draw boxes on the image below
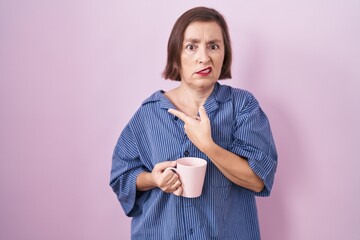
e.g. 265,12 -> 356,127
183,150 -> 189,157
181,127 -> 191,158
182,199 -> 200,238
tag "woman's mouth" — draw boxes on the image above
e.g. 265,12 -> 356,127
196,67 -> 212,76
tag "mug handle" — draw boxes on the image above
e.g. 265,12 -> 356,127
164,167 -> 178,173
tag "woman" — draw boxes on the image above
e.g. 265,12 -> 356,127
110,6 -> 277,239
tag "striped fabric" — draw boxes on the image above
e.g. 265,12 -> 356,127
110,83 -> 277,240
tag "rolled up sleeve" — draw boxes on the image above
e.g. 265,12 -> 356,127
229,95 -> 278,196
110,124 -> 147,216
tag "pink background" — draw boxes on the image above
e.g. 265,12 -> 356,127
1,1 -> 359,239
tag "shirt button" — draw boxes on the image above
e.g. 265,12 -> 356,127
189,228 -> 193,235
184,150 -> 189,156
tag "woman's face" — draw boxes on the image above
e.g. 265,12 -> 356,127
179,21 -> 225,90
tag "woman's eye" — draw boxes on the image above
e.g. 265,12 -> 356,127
210,44 -> 220,50
186,44 -> 196,51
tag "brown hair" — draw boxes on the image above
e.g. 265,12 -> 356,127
162,6 -> 232,81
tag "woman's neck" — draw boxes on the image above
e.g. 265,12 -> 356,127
179,84 -> 213,104
165,83 -> 215,117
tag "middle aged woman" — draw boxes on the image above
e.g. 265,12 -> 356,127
110,6 -> 278,239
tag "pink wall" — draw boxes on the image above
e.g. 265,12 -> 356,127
1,1 -> 359,239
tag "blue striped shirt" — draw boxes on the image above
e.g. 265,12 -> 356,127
110,83 -> 277,239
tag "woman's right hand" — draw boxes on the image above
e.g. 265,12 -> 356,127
151,161 -> 183,196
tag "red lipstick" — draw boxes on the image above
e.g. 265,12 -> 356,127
196,67 -> 212,76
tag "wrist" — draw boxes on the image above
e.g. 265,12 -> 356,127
148,171 -> 157,188
137,172 -> 156,191
201,140 -> 217,155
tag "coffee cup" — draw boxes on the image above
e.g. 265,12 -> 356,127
165,157 -> 207,198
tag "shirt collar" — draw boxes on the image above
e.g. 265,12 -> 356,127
203,82 -> 231,114
142,82 -> 231,113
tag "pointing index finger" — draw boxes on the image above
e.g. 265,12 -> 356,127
168,108 -> 188,121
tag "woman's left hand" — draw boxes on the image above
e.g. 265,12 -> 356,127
168,106 -> 214,152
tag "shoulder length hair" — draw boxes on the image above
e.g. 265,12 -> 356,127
162,6 -> 232,81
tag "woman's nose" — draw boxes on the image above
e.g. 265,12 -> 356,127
197,46 -> 210,64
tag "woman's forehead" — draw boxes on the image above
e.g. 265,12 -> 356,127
183,21 -> 223,42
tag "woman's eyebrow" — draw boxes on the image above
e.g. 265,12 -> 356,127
184,38 -> 222,44
207,39 -> 221,44
184,38 -> 201,43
